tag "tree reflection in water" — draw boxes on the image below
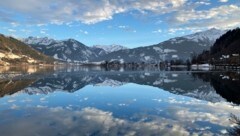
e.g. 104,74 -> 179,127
228,114 -> 240,136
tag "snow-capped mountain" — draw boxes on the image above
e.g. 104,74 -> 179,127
23,37 -> 128,62
23,37 -> 97,62
182,28 -> 227,43
91,28 -> 226,63
92,45 -> 128,54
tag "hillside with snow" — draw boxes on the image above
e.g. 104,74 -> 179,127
183,28 -> 226,43
23,37 -> 97,62
0,34 -> 54,66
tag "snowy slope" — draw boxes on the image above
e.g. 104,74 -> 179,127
182,28 -> 227,43
23,37 -> 97,62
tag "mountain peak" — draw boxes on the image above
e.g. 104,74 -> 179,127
208,28 -> 218,31
23,36 -> 56,45
66,38 -> 77,42
93,44 -> 128,53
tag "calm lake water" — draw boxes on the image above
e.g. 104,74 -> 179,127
0,66 -> 240,136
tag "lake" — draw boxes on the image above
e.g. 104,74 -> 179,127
0,66 -> 240,136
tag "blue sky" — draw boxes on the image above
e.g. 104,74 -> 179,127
0,0 -> 240,48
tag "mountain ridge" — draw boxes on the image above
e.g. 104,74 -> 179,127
91,28 -> 226,63
22,28 -> 227,63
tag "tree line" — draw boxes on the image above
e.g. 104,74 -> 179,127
192,28 -> 240,65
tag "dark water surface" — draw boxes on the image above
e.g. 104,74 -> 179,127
0,66 -> 240,136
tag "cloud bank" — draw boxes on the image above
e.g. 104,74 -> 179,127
0,0 -> 239,32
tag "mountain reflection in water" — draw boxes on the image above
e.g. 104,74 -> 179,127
0,66 -> 240,136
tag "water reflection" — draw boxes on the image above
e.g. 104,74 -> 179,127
0,66 -> 239,135
1,66 -> 239,104
192,72 -> 240,104
228,114 -> 240,136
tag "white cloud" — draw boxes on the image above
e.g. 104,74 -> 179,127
167,27 -> 202,35
0,107 -> 190,135
40,30 -> 46,34
7,29 -> 16,32
7,99 -> 16,103
219,0 -> 228,2
1,101 -> 239,136
10,104 -> 19,109
195,1 -> 211,5
118,25 -> 127,29
155,20 -> 163,24
152,29 -> 162,33
40,29 -> 48,35
118,25 -> 136,33
80,29 -> 88,35
36,24 -> 47,27
10,22 -> 19,27
20,29 -> 32,33
0,0 -> 239,34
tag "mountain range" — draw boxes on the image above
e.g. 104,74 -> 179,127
23,28 -> 226,64
0,28 -> 227,65
92,28 -> 226,63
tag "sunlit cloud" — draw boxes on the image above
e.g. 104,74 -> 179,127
169,4 -> 240,29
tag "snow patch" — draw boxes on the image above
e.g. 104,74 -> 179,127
8,53 -> 21,59
172,55 -> 178,58
144,56 -> 151,61
153,47 -> 163,52
0,53 -> 6,58
164,49 -> 177,53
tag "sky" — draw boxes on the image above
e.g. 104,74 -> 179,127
0,0 -> 240,48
